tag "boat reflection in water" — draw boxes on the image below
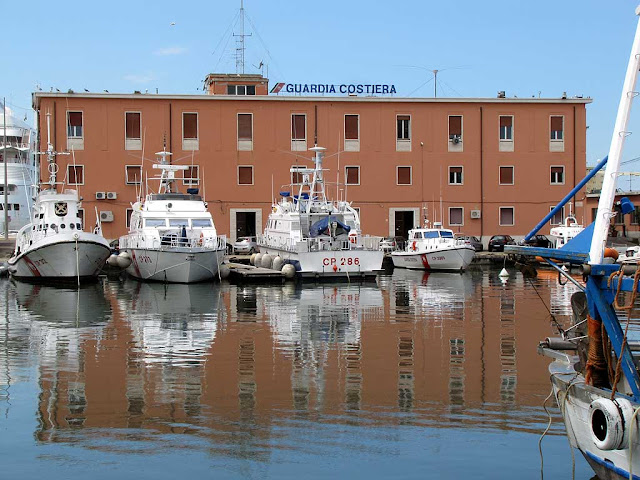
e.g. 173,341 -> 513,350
117,280 -> 221,365
1,270 -> 592,478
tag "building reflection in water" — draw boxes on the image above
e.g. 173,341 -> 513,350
0,267 -> 585,454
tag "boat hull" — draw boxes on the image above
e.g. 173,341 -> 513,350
391,246 -> 475,271
8,233 -> 110,282
259,246 -> 383,279
124,247 -> 225,283
548,355 -> 640,480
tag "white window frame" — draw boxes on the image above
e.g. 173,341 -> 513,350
125,111 -> 142,151
183,165 -> 200,186
237,165 -> 254,186
448,114 -> 463,152
67,164 -> 85,186
396,114 -> 411,152
396,166 -> 412,186
344,114 -> 360,152
449,207 -> 464,227
66,111 -> 84,150
550,115 -> 564,141
237,113 -> 253,151
499,115 -> 513,141
550,165 -> 565,185
499,206 -> 515,226
448,166 -> 463,185
125,165 -> 143,185
499,165 -> 514,185
549,205 -> 566,226
291,113 -> 307,151
345,165 -> 360,186
67,111 -> 83,139
182,112 -> 199,151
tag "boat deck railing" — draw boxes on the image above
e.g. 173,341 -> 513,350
258,234 -> 382,253
120,232 -> 227,251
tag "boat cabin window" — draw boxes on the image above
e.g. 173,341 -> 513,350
145,218 -> 166,227
413,232 -> 423,239
192,219 -> 212,228
169,219 -> 189,227
440,231 -> 454,238
423,231 -> 440,239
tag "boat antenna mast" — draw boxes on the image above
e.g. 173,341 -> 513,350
36,111 -> 69,191
589,6 -> 640,264
308,146 -> 328,213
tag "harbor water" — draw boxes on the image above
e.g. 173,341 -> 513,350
0,267 -> 594,479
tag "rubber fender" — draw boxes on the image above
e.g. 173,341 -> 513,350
589,397 -> 635,450
604,247 -> 619,261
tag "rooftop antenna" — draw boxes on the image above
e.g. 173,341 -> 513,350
433,69 -> 438,98
233,0 -> 251,74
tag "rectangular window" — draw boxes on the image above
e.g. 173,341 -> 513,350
67,165 -> 84,185
126,208 -> 133,228
344,114 -> 360,152
345,166 -> 360,185
551,166 -> 565,185
632,206 -> 640,225
397,166 -> 412,185
499,207 -> 514,226
397,115 -> 410,140
345,115 -> 359,140
77,208 -> 84,228
183,165 -> 199,185
550,116 -> 564,140
291,166 -> 304,185
227,85 -> 256,95
499,166 -> 514,185
592,208 -> 598,223
125,165 -> 142,185
499,115 -> 513,140
550,206 -> 565,226
449,207 -> 463,226
67,111 -> 83,138
614,210 -> 625,225
291,114 -> 307,151
449,115 -> 462,142
449,166 -> 463,185
125,112 -> 141,139
183,112 -> 198,139
238,113 -> 253,151
238,165 -> 254,185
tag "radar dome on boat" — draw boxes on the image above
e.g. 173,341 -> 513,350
279,191 -> 290,197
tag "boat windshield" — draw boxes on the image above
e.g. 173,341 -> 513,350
423,231 -> 440,239
169,219 -> 189,227
440,231 -> 454,238
192,219 -> 212,227
145,218 -> 166,227
413,232 -> 423,239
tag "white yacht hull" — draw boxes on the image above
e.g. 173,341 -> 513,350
549,356 -> 640,480
391,246 -> 475,271
259,246 -> 383,279
8,232 -> 110,281
124,247 -> 225,283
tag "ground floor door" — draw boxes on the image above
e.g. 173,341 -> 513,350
236,211 -> 256,238
394,211 -> 415,240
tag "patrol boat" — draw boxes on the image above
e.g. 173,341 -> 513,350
257,146 -> 383,279
391,223 -> 475,271
506,8 -> 640,479
118,149 -> 226,283
8,113 -> 110,283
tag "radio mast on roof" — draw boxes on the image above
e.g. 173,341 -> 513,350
233,0 -> 252,74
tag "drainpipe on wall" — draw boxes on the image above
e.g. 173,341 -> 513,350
480,106 -> 484,240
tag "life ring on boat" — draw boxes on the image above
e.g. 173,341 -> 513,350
348,233 -> 357,244
198,232 -> 204,246
589,397 -> 634,450
411,241 -> 417,252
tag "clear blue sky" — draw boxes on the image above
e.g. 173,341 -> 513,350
4,0 -> 640,178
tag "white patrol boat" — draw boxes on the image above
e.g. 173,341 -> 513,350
118,149 -> 226,283
8,113 -> 111,283
550,214 -> 584,248
391,223 -> 475,271
257,146 -> 383,279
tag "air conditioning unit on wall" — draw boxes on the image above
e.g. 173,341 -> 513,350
470,210 -> 482,219
100,211 -> 114,222
106,192 -> 117,200
95,192 -> 106,200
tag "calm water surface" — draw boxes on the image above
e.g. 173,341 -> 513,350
0,267 -> 594,479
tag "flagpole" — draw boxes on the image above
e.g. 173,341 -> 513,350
3,98 -> 7,239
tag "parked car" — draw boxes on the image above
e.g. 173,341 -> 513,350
380,236 -> 404,253
520,234 -> 553,248
488,235 -> 516,252
455,234 -> 483,252
233,236 -> 258,254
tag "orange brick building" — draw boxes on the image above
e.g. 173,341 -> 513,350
32,74 -> 590,244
